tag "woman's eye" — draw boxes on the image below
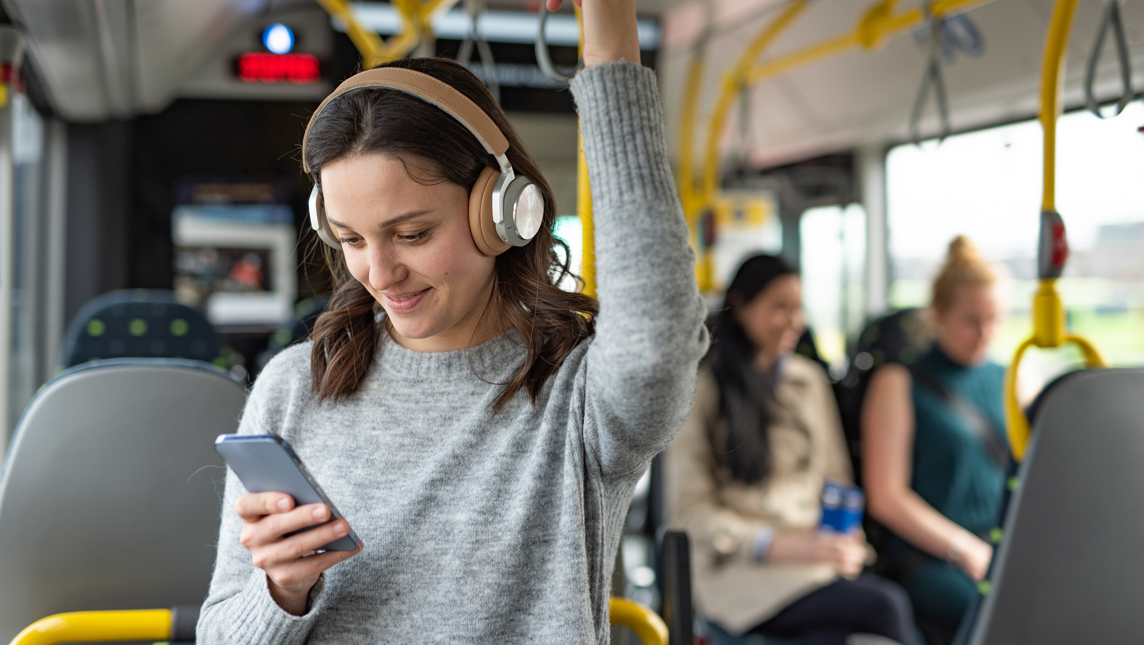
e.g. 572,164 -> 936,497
398,230 -> 430,243
337,236 -> 363,246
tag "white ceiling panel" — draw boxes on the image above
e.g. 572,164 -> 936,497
661,0 -> 1144,170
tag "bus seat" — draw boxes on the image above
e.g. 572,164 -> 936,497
255,294 -> 329,373
961,368 -> 1144,644
0,359 -> 246,644
61,290 -> 225,369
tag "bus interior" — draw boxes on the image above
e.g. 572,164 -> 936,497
0,0 -> 1142,643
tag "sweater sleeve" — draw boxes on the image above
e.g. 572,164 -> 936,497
570,62 -> 710,480
666,371 -> 771,565
196,369 -> 326,645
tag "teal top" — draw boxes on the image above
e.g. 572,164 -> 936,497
908,345 -> 1008,536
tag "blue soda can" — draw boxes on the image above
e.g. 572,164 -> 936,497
819,479 -> 865,534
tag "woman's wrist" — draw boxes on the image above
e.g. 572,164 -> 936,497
268,576 -> 314,616
945,528 -> 972,567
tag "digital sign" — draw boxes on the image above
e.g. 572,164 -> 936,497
236,53 -> 320,84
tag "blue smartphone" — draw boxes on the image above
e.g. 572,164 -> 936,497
215,434 -> 360,551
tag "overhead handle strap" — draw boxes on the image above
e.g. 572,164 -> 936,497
535,4 -> 583,83
457,0 -> 500,102
1084,0 -> 1135,118
910,1 -> 952,144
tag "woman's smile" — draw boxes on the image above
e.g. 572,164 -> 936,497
382,287 -> 431,314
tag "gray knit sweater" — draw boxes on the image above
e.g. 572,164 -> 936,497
197,62 -> 708,645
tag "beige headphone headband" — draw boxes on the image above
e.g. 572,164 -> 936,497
301,67 -> 511,174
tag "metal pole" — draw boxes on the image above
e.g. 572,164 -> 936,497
857,144 -> 887,317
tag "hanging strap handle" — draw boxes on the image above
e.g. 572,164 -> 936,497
1084,0 -> 1135,118
910,1 -> 951,144
535,4 -> 583,83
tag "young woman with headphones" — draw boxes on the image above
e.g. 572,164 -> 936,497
197,0 -> 708,642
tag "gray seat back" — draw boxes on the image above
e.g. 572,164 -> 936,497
966,368 -> 1144,644
0,359 -> 245,642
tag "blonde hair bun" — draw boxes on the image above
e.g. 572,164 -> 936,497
946,235 -> 981,266
932,235 -> 996,313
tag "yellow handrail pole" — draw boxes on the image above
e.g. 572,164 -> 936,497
578,133 -> 595,297
742,0 -> 995,85
316,0 -> 386,67
575,5 -> 596,297
9,610 -> 171,645
1039,0 -> 1078,215
317,0 -> 461,68
677,53 -> 705,220
700,0 -> 808,206
609,597 -> 669,645
1005,0 -> 1108,462
691,0 -> 807,291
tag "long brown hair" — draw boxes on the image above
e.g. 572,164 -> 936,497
303,57 -> 597,410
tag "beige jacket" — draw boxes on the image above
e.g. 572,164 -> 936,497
665,356 -> 853,634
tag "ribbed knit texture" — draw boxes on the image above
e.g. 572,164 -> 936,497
196,61 -> 708,644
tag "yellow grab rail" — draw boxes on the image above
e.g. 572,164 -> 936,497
684,0 -> 806,290
700,0 -> 808,208
572,6 -> 596,298
1004,0 -> 1106,462
742,0 -> 995,85
9,609 -> 171,645
609,597 -> 669,645
9,602 -> 667,645
316,0 -> 460,68
688,0 -> 993,290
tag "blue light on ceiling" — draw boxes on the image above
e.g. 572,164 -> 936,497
263,23 -> 295,55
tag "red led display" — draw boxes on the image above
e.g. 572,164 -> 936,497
237,53 -> 320,83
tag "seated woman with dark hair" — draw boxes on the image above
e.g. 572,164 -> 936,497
667,255 -> 917,645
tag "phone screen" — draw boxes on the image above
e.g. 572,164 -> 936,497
215,434 -> 360,551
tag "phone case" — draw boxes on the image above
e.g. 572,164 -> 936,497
215,434 -> 360,551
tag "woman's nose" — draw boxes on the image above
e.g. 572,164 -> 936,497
367,245 -> 406,292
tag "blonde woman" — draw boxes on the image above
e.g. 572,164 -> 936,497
863,236 -> 1007,638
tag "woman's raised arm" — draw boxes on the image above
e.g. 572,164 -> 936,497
566,0 -> 709,480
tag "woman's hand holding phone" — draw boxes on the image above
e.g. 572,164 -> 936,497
234,492 -> 364,616
545,0 -> 641,68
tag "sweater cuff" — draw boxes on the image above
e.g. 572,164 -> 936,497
226,571 -> 326,643
569,62 -> 677,210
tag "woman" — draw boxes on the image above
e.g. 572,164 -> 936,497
863,236 -> 1006,638
196,1 -> 709,641
667,255 -> 916,645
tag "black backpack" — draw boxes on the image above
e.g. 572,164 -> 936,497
834,308 -> 931,481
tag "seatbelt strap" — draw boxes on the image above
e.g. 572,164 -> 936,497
909,365 -> 1010,469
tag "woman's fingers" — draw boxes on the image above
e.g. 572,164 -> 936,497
267,540 -> 364,590
234,492 -> 294,520
240,503 -> 331,549
254,518 -> 353,570
258,523 -> 356,585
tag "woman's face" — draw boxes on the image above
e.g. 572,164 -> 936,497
320,153 -> 497,352
735,275 -> 805,366
934,283 -> 1002,366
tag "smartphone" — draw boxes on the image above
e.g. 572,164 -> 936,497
215,434 -> 360,551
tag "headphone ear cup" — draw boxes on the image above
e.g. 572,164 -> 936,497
309,186 -> 342,250
468,167 -> 510,257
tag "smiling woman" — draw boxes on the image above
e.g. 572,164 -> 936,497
195,1 -> 710,641
301,57 -> 595,409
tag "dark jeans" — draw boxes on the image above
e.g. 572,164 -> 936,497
748,573 -> 919,645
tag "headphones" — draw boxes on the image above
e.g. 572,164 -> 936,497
302,67 -> 543,257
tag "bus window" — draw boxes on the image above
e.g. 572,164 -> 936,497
887,102 -> 1144,391
800,203 -> 866,378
